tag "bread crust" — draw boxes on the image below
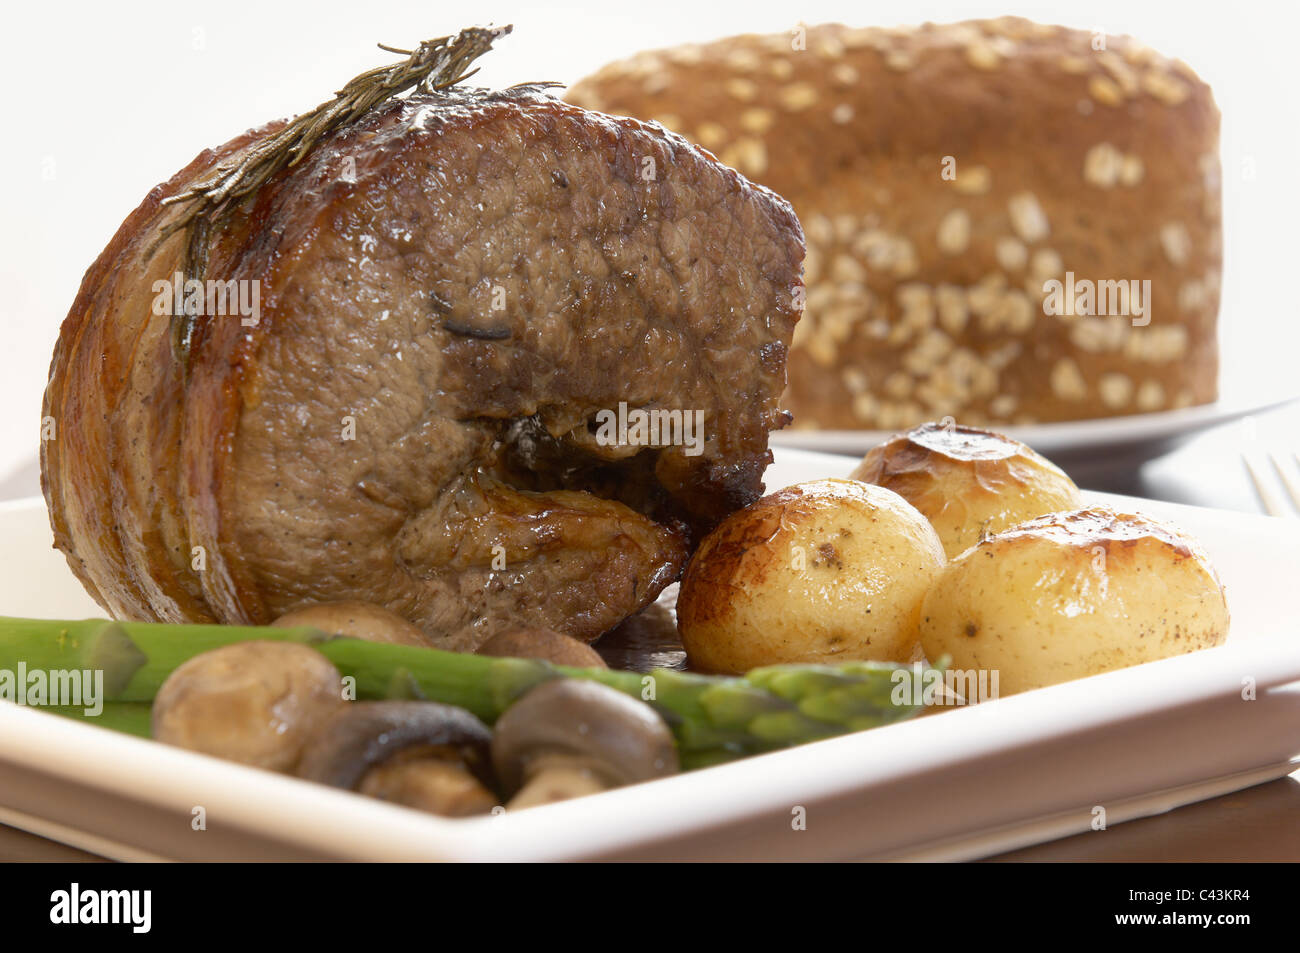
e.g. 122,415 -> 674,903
568,17 -> 1222,427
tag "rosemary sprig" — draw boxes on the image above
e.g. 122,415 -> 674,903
151,24 -> 513,364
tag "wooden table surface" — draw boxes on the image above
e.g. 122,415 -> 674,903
2,401 -> 1297,863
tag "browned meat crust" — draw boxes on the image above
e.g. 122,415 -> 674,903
41,87 -> 804,650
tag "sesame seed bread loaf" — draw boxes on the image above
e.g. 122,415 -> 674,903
567,17 -> 1222,428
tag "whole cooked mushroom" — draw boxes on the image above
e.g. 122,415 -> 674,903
297,701 -> 497,817
476,626 -> 607,668
272,600 -> 436,647
152,641 -> 345,772
491,679 -> 679,810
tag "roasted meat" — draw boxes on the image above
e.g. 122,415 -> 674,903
41,82 -> 804,650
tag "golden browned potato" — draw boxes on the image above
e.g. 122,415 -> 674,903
851,422 -> 1083,559
919,506 -> 1229,695
677,479 -> 946,672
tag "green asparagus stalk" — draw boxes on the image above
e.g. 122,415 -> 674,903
45,702 -> 154,738
0,616 -> 935,768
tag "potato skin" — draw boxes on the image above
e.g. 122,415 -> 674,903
851,422 -> 1082,559
919,506 -> 1229,695
677,478 -> 946,672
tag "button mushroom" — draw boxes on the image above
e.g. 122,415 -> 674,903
297,701 -> 497,817
152,641 -> 346,772
272,600 -> 437,647
476,626 -> 608,668
491,679 -> 679,810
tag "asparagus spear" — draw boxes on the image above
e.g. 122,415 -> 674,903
0,616 -> 934,768
45,702 -> 154,738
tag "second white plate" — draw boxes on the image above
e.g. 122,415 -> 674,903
771,395 -> 1299,474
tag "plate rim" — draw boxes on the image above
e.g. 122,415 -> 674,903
771,393 -> 1300,451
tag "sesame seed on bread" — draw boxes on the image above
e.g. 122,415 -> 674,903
567,17 -> 1222,428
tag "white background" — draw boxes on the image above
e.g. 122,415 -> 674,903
2,0 -> 1297,493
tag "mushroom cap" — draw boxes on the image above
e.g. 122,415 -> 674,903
491,679 -> 679,795
476,627 -> 608,668
296,700 -> 494,791
272,601 -> 436,647
152,641 -> 345,772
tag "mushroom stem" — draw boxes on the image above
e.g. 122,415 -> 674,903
491,679 -> 681,810
506,754 -> 612,809
359,755 -> 498,816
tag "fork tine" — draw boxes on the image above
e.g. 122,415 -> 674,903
1244,454 -> 1287,517
1270,453 -> 1300,513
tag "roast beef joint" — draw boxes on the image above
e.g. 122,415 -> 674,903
40,29 -> 805,651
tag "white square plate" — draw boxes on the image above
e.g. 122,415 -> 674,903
1,447 -> 1298,861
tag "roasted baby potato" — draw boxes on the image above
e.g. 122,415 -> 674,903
919,506 -> 1229,695
677,478 -> 946,672
851,422 -> 1083,558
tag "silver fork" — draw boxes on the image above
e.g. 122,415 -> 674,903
1243,450 -> 1300,517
